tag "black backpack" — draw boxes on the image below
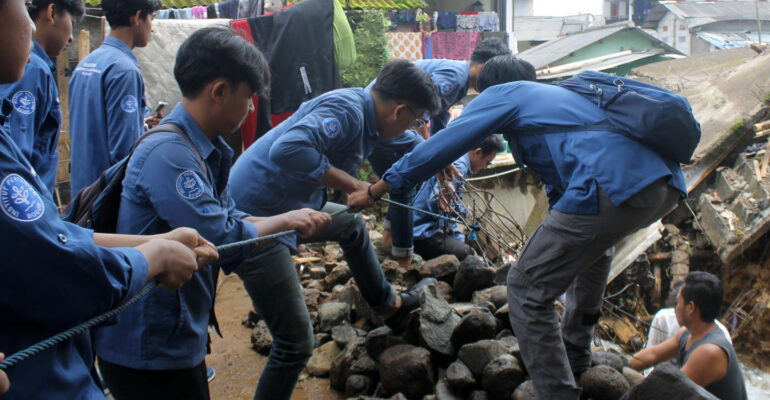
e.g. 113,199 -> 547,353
63,124 -> 207,232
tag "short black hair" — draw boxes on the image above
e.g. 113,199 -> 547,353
28,0 -> 85,22
477,55 -> 537,92
372,60 -> 441,116
102,0 -> 161,28
478,134 -> 505,155
175,26 -> 270,99
681,271 -> 723,322
470,38 -> 512,64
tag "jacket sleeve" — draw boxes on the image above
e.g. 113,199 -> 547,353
134,139 -> 259,267
104,69 -> 144,165
429,65 -> 468,133
268,104 -> 359,183
383,84 -> 520,192
0,65 -> 49,162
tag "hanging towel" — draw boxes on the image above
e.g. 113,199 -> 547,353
386,32 -> 423,61
430,32 -> 481,60
436,12 -> 457,30
478,12 -> 499,31
456,14 -> 479,32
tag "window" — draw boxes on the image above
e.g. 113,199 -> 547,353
662,26 -> 668,32
679,35 -> 687,43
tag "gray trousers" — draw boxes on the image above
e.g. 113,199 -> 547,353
507,179 -> 680,400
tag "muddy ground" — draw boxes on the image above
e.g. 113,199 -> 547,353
205,272 -> 344,400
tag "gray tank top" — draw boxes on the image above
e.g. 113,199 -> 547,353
678,327 -> 747,400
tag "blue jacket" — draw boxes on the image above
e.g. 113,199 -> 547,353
413,154 -> 470,241
94,104 -> 259,370
384,81 -> 687,215
413,59 -> 470,135
229,88 -> 379,246
69,37 -> 147,195
0,40 -> 62,193
0,99 -> 149,399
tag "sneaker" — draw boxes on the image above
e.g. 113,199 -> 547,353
384,277 -> 437,332
206,366 -> 216,382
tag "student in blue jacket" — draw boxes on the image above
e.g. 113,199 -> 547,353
0,0 -> 83,195
93,27 -> 331,400
412,134 -> 505,262
369,38 -> 511,266
68,0 -> 162,195
348,55 -> 686,400
0,2 -> 217,398
229,60 -> 441,400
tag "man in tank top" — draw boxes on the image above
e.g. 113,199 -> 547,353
629,271 -> 747,400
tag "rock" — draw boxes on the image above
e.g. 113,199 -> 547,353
318,301 -> 350,332
306,279 -> 324,291
468,390 -> 490,400
306,341 -> 341,377
471,285 -> 508,309
579,365 -> 631,400
476,300 -> 497,314
381,258 -> 421,287
622,367 -> 645,387
309,265 -> 326,279
330,337 -> 378,391
481,354 -> 525,399
418,254 -> 460,280
512,380 -> 537,400
242,310 -> 260,328
498,335 -> 521,362
435,379 -> 463,400
314,332 -> 330,348
458,339 -> 512,379
450,307 -> 498,348
419,284 -> 462,357
379,344 -> 435,399
346,374 -> 375,397
331,323 -> 359,349
619,363 -> 718,400
592,351 -> 625,372
493,262 -> 512,285
450,302 -> 475,315
435,280 -> 453,302
365,326 -> 409,361
325,264 -> 352,288
446,360 -> 476,392
494,304 -> 512,332
250,320 -> 272,355
453,256 -> 495,301
303,287 -> 323,312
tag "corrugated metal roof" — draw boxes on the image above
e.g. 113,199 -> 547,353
644,1 -> 770,29
696,31 -> 770,49
513,15 -> 603,42
538,48 -> 665,80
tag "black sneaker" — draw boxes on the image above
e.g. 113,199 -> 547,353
384,277 -> 437,332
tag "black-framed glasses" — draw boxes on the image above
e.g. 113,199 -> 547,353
405,104 -> 427,129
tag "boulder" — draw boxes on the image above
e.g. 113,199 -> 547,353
468,390 -> 490,400
419,254 -> 460,280
498,335 -> 522,363
579,365 -> 631,400
306,341 -> 341,377
381,258 -> 421,287
450,307 -> 498,348
619,363 -> 719,400
325,264 -> 352,289
313,332 -> 330,348
435,280 -> 454,302
493,262 -> 512,285
331,323 -> 360,349
453,256 -> 495,301
592,351 -> 625,372
250,320 -> 272,355
511,380 -> 537,400
318,301 -> 350,332
309,265 -> 326,279
346,374 -> 375,397
446,360 -> 476,392
365,326 -> 409,361
457,339 -> 512,379
471,285 -> 508,309
494,304 -> 512,332
242,310 -> 260,328
379,344 -> 435,400
622,367 -> 645,387
419,284 -> 462,357
330,337 -> 378,391
481,354 -> 525,399
435,379 -> 463,400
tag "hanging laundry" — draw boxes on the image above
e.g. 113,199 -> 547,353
456,13 -> 479,32
207,3 -> 218,18
430,32 -> 481,60
436,12 -> 457,30
218,0 -> 240,19
386,32 -> 423,62
478,12 -> 499,31
192,5 -> 208,19
422,33 -> 432,59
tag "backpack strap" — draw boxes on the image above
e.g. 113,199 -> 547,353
143,124 -> 208,178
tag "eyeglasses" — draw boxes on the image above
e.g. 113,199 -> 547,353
405,104 -> 427,129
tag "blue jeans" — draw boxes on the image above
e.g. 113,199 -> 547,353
368,130 -> 424,258
234,203 -> 397,400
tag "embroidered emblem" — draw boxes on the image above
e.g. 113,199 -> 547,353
1,174 -> 45,222
176,170 -> 204,200
11,91 -> 35,115
439,81 -> 454,96
121,95 -> 138,113
322,117 -> 341,138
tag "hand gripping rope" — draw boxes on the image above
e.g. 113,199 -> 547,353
0,201 -> 467,370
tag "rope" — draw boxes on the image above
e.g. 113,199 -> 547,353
379,197 -> 481,231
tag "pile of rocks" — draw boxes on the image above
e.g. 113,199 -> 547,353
241,246 -> 690,400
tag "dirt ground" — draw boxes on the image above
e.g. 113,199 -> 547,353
205,272 -> 345,400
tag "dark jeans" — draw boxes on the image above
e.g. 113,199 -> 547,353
414,233 -> 474,261
99,358 -> 209,400
234,202 -> 396,400
369,130 -> 424,258
507,180 -> 681,400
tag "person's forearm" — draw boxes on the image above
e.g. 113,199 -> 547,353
369,179 -> 391,199
321,166 -> 366,193
94,232 -> 158,248
244,215 -> 290,236
629,348 -> 657,371
136,240 -> 166,283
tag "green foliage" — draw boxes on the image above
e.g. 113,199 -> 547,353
730,120 -> 746,133
340,10 -> 389,88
